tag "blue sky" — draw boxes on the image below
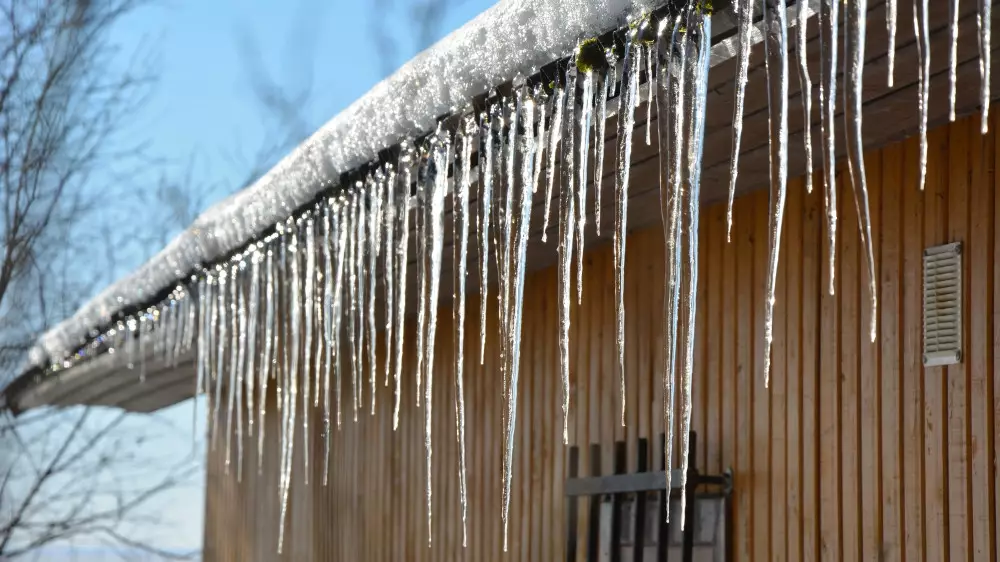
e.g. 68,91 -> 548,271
35,0 -> 495,558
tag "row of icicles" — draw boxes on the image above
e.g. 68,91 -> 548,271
59,0 -> 992,554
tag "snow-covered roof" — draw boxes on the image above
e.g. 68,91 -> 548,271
27,0 -> 662,370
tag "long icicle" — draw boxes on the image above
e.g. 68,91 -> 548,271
819,0 -> 840,293
678,7 -> 710,530
258,250 -> 276,474
384,167 -> 396,390
245,251 -> 260,442
501,89 -> 536,554
797,0 -> 814,194
301,219 -> 315,485
665,18 -> 688,523
557,63 -> 577,446
346,194 -> 360,420
367,175 -> 382,414
277,226 -> 301,554
726,0 -> 754,242
393,146 -> 413,429
321,206 -> 333,482
332,201 -> 348,430
453,115 -> 474,548
614,26 -> 641,428
762,0 -> 789,389
845,0 -> 878,343
478,109 -> 495,365
979,0 -> 992,133
654,14 -> 678,524
415,150 -> 429,409
356,186 -> 369,415
424,130 -> 451,546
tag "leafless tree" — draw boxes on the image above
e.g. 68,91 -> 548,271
370,0 -> 461,76
0,0 -> 202,559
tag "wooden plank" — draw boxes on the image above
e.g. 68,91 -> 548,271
785,178 -> 804,562
706,204 -> 724,476
879,139 -> 904,562
923,124 -> 950,562
840,164 -> 862,562
860,147 -> 883,562
946,116 -> 972,562
735,191 -> 755,562
771,179 -> 789,562
819,171 -> 842,562
753,190 -> 771,562
901,130 -> 927,562
993,109 -> 1000,562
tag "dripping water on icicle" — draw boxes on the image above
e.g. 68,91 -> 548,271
949,0 -> 960,122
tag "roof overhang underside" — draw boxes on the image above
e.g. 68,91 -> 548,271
6,0 -> 996,414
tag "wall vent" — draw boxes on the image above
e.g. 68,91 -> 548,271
923,242 -> 963,367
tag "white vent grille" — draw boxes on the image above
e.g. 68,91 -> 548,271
923,242 -> 963,367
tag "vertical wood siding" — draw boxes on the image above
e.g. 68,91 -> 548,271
204,114 -> 999,561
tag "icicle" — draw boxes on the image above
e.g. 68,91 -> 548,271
332,199 -> 349,430
424,131 -> 451,546
224,271 -> 237,472
278,226 -> 301,554
321,206 -> 333,482
576,63 -> 594,305
678,8 -> 711,531
498,96 -> 516,495
393,146 -> 413,429
979,0 -> 991,133
353,190 -> 366,419
664,19 -> 688,523
594,67 -> 609,233
845,0 -> 878,344
727,0 -> 755,242
556,61 -> 577,447
949,0 -> 960,122
533,89 -> 548,194
915,0 -> 930,192
194,278 -> 208,449
762,0 -> 789,389
887,0 -> 898,87
246,251 -> 260,443
614,27 -> 641,428
478,109 -> 494,366
302,219 -> 315,485
500,88 -> 536,555
454,115 -> 475,548
383,167 -> 396,389
235,265 -> 248,481
356,186 -> 369,415
259,249 -> 276,474
797,0 -> 814,194
367,175 -> 382,415
645,41 -> 655,146
819,0 -> 840,293
542,85 -> 565,242
415,153 -> 428,409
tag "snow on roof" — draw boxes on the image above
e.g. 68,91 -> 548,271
28,0 -> 659,368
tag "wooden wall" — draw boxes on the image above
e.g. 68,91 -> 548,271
203,113 -> 999,561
